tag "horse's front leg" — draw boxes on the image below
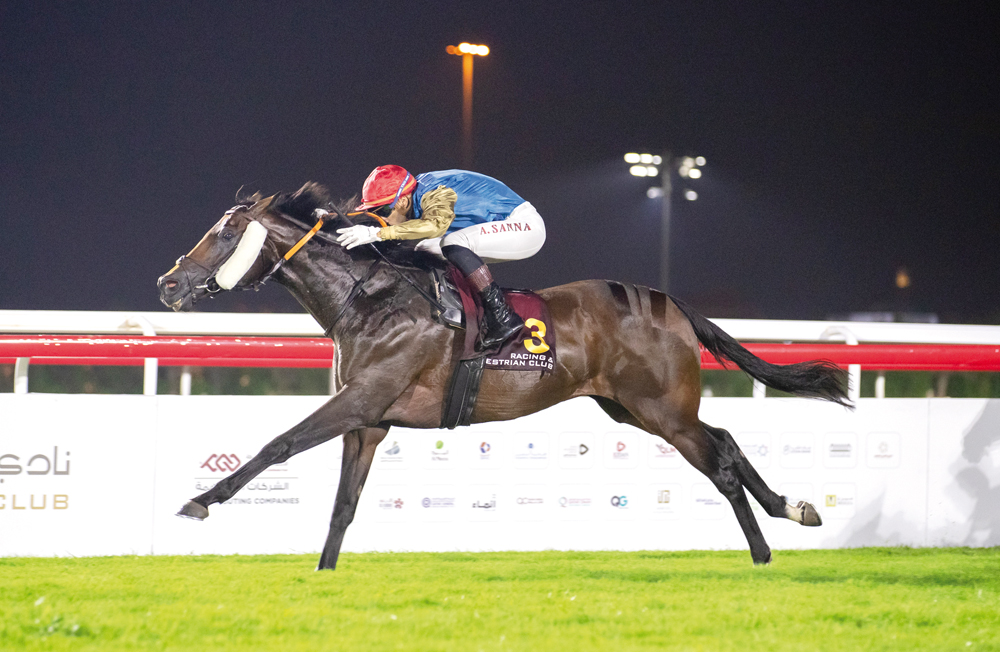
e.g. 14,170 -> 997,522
317,426 -> 388,570
177,383 -> 396,520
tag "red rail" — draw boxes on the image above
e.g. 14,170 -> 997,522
0,336 -> 332,368
1,336 -> 999,371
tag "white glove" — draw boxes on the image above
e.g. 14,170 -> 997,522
336,225 -> 382,250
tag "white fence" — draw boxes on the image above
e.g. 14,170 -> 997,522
1,394 -> 998,557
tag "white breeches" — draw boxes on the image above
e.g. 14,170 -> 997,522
415,202 -> 546,264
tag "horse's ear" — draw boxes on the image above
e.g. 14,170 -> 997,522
253,194 -> 277,211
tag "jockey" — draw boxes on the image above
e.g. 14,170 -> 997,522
337,165 -> 546,351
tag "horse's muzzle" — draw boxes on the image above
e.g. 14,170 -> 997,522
157,269 -> 195,312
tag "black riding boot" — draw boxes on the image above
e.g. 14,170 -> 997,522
441,244 -> 525,351
478,281 -> 525,351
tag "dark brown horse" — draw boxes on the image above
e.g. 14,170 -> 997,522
157,183 -> 850,570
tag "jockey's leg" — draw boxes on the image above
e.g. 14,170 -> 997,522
426,202 -> 547,351
442,244 -> 524,351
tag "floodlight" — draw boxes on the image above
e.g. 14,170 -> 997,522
624,153 -> 641,164
647,187 -> 664,199
695,156 -> 706,166
685,190 -> 698,201
688,168 -> 702,179
629,165 -> 649,177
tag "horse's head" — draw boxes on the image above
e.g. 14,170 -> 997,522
157,183 -> 331,311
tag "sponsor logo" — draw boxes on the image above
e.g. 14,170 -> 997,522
472,495 -> 496,510
422,496 -> 455,508
385,442 -> 401,456
655,442 -> 675,456
430,440 -> 450,462
657,489 -> 671,504
821,484 -> 856,517
480,442 -> 490,454
866,433 -> 900,468
516,497 -> 544,505
378,498 -> 404,510
610,495 -> 629,508
744,444 -> 769,457
247,497 -> 299,505
559,496 -> 591,508
0,494 -> 69,510
561,443 -> 589,457
825,493 -> 854,508
783,445 -> 811,455
0,447 -> 71,476
200,453 -> 241,473
514,442 -> 547,461
695,496 -> 724,507
828,443 -> 852,457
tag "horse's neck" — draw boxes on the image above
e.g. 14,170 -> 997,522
275,253 -> 369,335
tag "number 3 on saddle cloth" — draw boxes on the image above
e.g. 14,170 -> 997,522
440,266 -> 557,429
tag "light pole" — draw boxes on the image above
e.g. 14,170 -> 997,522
624,152 -> 705,293
446,42 -> 489,168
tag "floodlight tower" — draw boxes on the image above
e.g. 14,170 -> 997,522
447,42 -> 490,168
623,152 -> 706,293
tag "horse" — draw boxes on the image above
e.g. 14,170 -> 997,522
157,182 -> 850,570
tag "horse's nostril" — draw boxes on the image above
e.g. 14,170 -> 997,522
165,280 -> 178,291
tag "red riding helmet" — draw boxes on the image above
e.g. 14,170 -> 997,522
356,165 -> 417,211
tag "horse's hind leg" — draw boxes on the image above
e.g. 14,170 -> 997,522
677,425 -> 773,565
703,424 -> 822,526
317,426 -> 387,571
594,397 -> 773,564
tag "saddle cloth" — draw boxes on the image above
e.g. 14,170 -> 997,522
446,267 -> 556,373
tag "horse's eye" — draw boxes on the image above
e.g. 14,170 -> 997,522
222,231 -> 235,241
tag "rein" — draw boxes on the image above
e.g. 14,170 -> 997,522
321,205 -> 447,317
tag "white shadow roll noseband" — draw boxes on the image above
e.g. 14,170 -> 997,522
215,221 -> 269,290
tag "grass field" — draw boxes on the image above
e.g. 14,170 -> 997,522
2,548 -> 998,651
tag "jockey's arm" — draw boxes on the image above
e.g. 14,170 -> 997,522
377,186 -> 457,241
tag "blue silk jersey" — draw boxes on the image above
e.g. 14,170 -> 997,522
412,170 -> 526,233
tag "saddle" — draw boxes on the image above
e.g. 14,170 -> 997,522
434,267 -> 557,429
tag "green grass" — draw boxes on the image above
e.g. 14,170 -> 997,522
1,549 -> 998,651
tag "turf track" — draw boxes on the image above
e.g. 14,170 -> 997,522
2,548 -> 998,651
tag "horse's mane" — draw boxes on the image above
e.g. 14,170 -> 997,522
242,182 -> 447,274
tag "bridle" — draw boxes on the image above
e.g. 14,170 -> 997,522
171,205 -> 256,303
178,201 -> 446,330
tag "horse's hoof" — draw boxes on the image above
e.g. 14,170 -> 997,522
176,500 -> 210,521
797,501 -> 822,526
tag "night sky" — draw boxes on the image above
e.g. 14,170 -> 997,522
2,2 -> 997,322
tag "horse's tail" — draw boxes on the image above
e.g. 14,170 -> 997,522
671,296 -> 853,408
